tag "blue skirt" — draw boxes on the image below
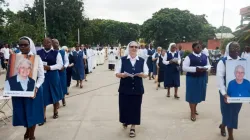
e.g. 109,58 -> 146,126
153,62 -> 157,75
147,58 -> 153,73
59,69 -> 67,95
12,87 -> 44,128
66,67 -> 72,87
72,65 -> 85,80
119,94 -> 142,125
186,75 -> 207,104
164,65 -> 180,87
43,71 -> 63,106
220,93 -> 242,129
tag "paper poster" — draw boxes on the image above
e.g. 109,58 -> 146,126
3,54 -> 39,97
226,60 -> 250,103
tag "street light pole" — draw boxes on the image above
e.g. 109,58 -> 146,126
78,28 -> 80,44
221,0 -> 226,40
43,0 -> 47,37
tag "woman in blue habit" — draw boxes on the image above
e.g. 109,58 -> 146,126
52,39 -> 69,106
183,42 -> 211,122
72,43 -> 86,88
216,42 -> 246,140
163,43 -> 181,98
11,37 -> 45,140
37,38 -> 63,125
115,41 -> 148,138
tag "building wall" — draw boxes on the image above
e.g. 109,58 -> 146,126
177,40 -> 221,51
207,39 -> 221,50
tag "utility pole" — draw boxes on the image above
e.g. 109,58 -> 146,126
43,0 -> 47,37
78,28 -> 80,44
221,0 -> 226,40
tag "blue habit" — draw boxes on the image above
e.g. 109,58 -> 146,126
59,50 -> 67,95
153,53 -> 159,75
72,51 -> 85,80
10,75 -> 44,128
147,49 -> 154,73
37,49 -> 63,106
164,52 -> 180,88
186,53 -> 207,104
219,57 -> 245,129
118,56 -> 145,125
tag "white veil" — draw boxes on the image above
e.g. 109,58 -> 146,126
168,43 -> 176,52
19,36 -> 37,55
224,42 -> 232,57
124,41 -> 138,56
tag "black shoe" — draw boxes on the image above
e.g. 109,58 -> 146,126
219,124 -> 226,137
38,118 -> 46,126
24,134 -> 29,140
174,95 -> 180,99
129,129 -> 136,138
53,112 -> 59,119
123,123 -> 127,129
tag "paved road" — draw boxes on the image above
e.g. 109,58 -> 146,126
0,61 -> 250,140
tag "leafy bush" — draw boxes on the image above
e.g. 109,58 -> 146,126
183,50 -> 192,58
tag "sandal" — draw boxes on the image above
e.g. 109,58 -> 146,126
166,95 -> 170,98
29,137 -> 36,140
129,129 -> 136,138
76,83 -> 79,87
53,112 -> 59,119
80,85 -> 83,88
62,101 -> 66,107
191,117 -> 196,122
219,124 -> 226,137
24,134 -> 29,140
174,95 -> 180,99
38,118 -> 46,126
195,111 -> 199,115
123,123 -> 127,129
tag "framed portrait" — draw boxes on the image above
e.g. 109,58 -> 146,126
3,54 -> 39,97
226,60 -> 250,103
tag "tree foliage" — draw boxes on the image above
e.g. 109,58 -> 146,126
216,26 -> 232,33
141,8 -> 216,48
80,19 -> 140,46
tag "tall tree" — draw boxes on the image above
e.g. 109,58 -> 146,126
216,26 -> 232,33
33,0 -> 84,46
141,8 -> 216,47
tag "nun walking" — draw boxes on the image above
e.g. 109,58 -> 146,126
156,49 -> 166,90
152,47 -> 162,83
52,39 -> 69,106
147,45 -> 154,80
37,38 -> 63,124
217,42 -> 243,140
115,41 -> 148,138
163,43 -> 181,98
183,42 -> 211,121
72,44 -> 86,88
64,46 -> 74,95
10,37 -> 44,140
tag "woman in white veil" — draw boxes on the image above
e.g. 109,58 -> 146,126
10,36 -> 45,140
163,43 -> 181,98
216,42 -> 243,140
115,41 -> 148,138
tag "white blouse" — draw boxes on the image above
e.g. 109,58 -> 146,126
115,55 -> 149,75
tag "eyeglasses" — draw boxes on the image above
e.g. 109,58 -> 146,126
129,46 -> 138,49
18,44 -> 29,48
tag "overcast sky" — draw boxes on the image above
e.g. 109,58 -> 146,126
5,0 -> 250,31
